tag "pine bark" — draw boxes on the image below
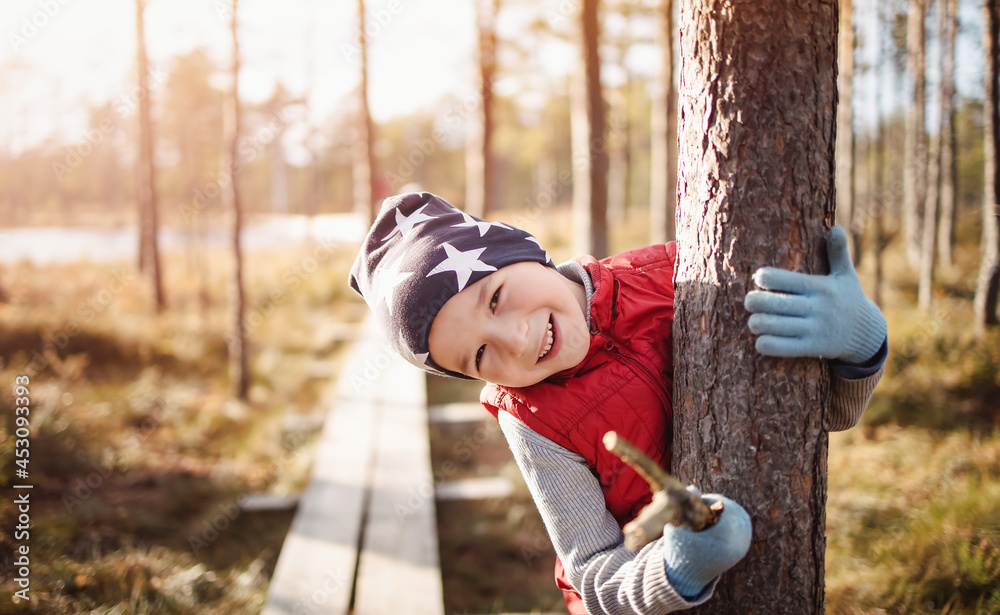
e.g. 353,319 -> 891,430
937,0 -> 959,269
976,0 -> 1000,333
672,0 -> 836,611
354,0 -> 377,224
226,0 -> 249,400
135,0 -> 165,312
650,0 -> 678,244
903,0 -> 927,267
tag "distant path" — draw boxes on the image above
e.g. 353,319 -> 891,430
0,213 -> 366,265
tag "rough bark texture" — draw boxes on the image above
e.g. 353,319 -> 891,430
672,0 -> 836,612
353,0 -> 377,224
937,0 -> 958,270
835,0 -> 855,257
227,0 -> 249,400
135,0 -> 165,312
650,0 -> 678,244
903,0 -> 927,267
977,0 -> 1000,333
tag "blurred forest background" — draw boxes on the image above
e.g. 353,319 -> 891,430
0,0 -> 999,613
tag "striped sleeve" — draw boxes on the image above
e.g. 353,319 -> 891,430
826,362 -> 885,432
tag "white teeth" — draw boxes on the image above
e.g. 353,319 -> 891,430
539,321 -> 554,359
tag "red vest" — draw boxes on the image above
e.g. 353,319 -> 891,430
480,243 -> 677,614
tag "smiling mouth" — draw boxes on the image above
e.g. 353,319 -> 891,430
538,316 -> 554,361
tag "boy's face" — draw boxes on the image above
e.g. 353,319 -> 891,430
428,262 -> 591,387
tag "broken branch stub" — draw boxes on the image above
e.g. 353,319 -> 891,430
603,431 -> 723,551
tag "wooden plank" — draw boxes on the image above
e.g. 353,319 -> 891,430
435,477 -> 515,501
354,352 -> 445,615
263,319 -> 384,615
428,402 -> 488,424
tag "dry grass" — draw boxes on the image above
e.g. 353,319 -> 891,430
0,241 -> 365,613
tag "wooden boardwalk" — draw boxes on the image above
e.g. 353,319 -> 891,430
263,317 -> 444,615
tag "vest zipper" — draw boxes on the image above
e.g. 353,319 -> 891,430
599,333 -> 671,409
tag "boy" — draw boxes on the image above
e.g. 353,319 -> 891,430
349,192 -> 887,614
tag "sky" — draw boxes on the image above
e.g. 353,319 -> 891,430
0,0 -> 484,155
0,0 -> 988,159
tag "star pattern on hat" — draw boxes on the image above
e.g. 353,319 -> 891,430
374,255 -> 413,315
452,212 -> 512,237
426,242 -> 497,292
382,204 -> 435,242
397,332 -> 446,375
526,235 -> 551,264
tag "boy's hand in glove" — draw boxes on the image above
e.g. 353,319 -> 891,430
661,487 -> 752,599
744,225 -> 887,365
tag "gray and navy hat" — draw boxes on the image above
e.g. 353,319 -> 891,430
348,192 -> 554,378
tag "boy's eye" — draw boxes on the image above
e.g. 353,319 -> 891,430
475,345 -> 486,372
490,288 -> 500,312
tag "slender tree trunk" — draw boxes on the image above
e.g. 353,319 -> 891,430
466,0 -> 499,218
673,0 -> 836,611
920,0 -> 953,309
135,0 -> 164,312
227,0 -> 249,400
836,0 -> 857,259
937,0 -> 959,269
976,0 -> 1000,333
869,15 -> 886,309
904,0 -> 927,267
871,123 -> 886,308
650,0 -> 677,244
354,0 -> 377,224
576,0 -> 608,259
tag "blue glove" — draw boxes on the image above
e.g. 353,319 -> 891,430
662,488 -> 752,599
744,225 -> 887,365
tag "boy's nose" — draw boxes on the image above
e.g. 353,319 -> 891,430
492,318 -> 530,358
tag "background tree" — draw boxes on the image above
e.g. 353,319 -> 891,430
354,0 -> 377,224
135,0 -> 165,312
572,0 -> 609,259
936,0 -> 959,270
976,0 -> 1000,333
650,0 -> 678,244
919,0 -> 958,308
836,0 -> 856,259
672,0 -> 837,611
226,0 -> 249,400
161,49 -> 223,320
903,0 -> 927,267
466,0 -> 500,218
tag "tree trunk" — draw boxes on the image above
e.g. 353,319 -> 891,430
937,0 -> 959,270
466,0 -> 499,218
903,0 -> 927,267
672,0 -> 836,611
920,0 -> 954,309
575,0 -> 608,259
976,0 -> 1000,333
227,0 -> 249,400
650,0 -> 678,244
135,0 -> 165,312
836,0 -> 856,259
353,0 -> 377,224
868,19 -> 886,309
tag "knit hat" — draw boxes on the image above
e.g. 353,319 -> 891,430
349,192 -> 554,378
